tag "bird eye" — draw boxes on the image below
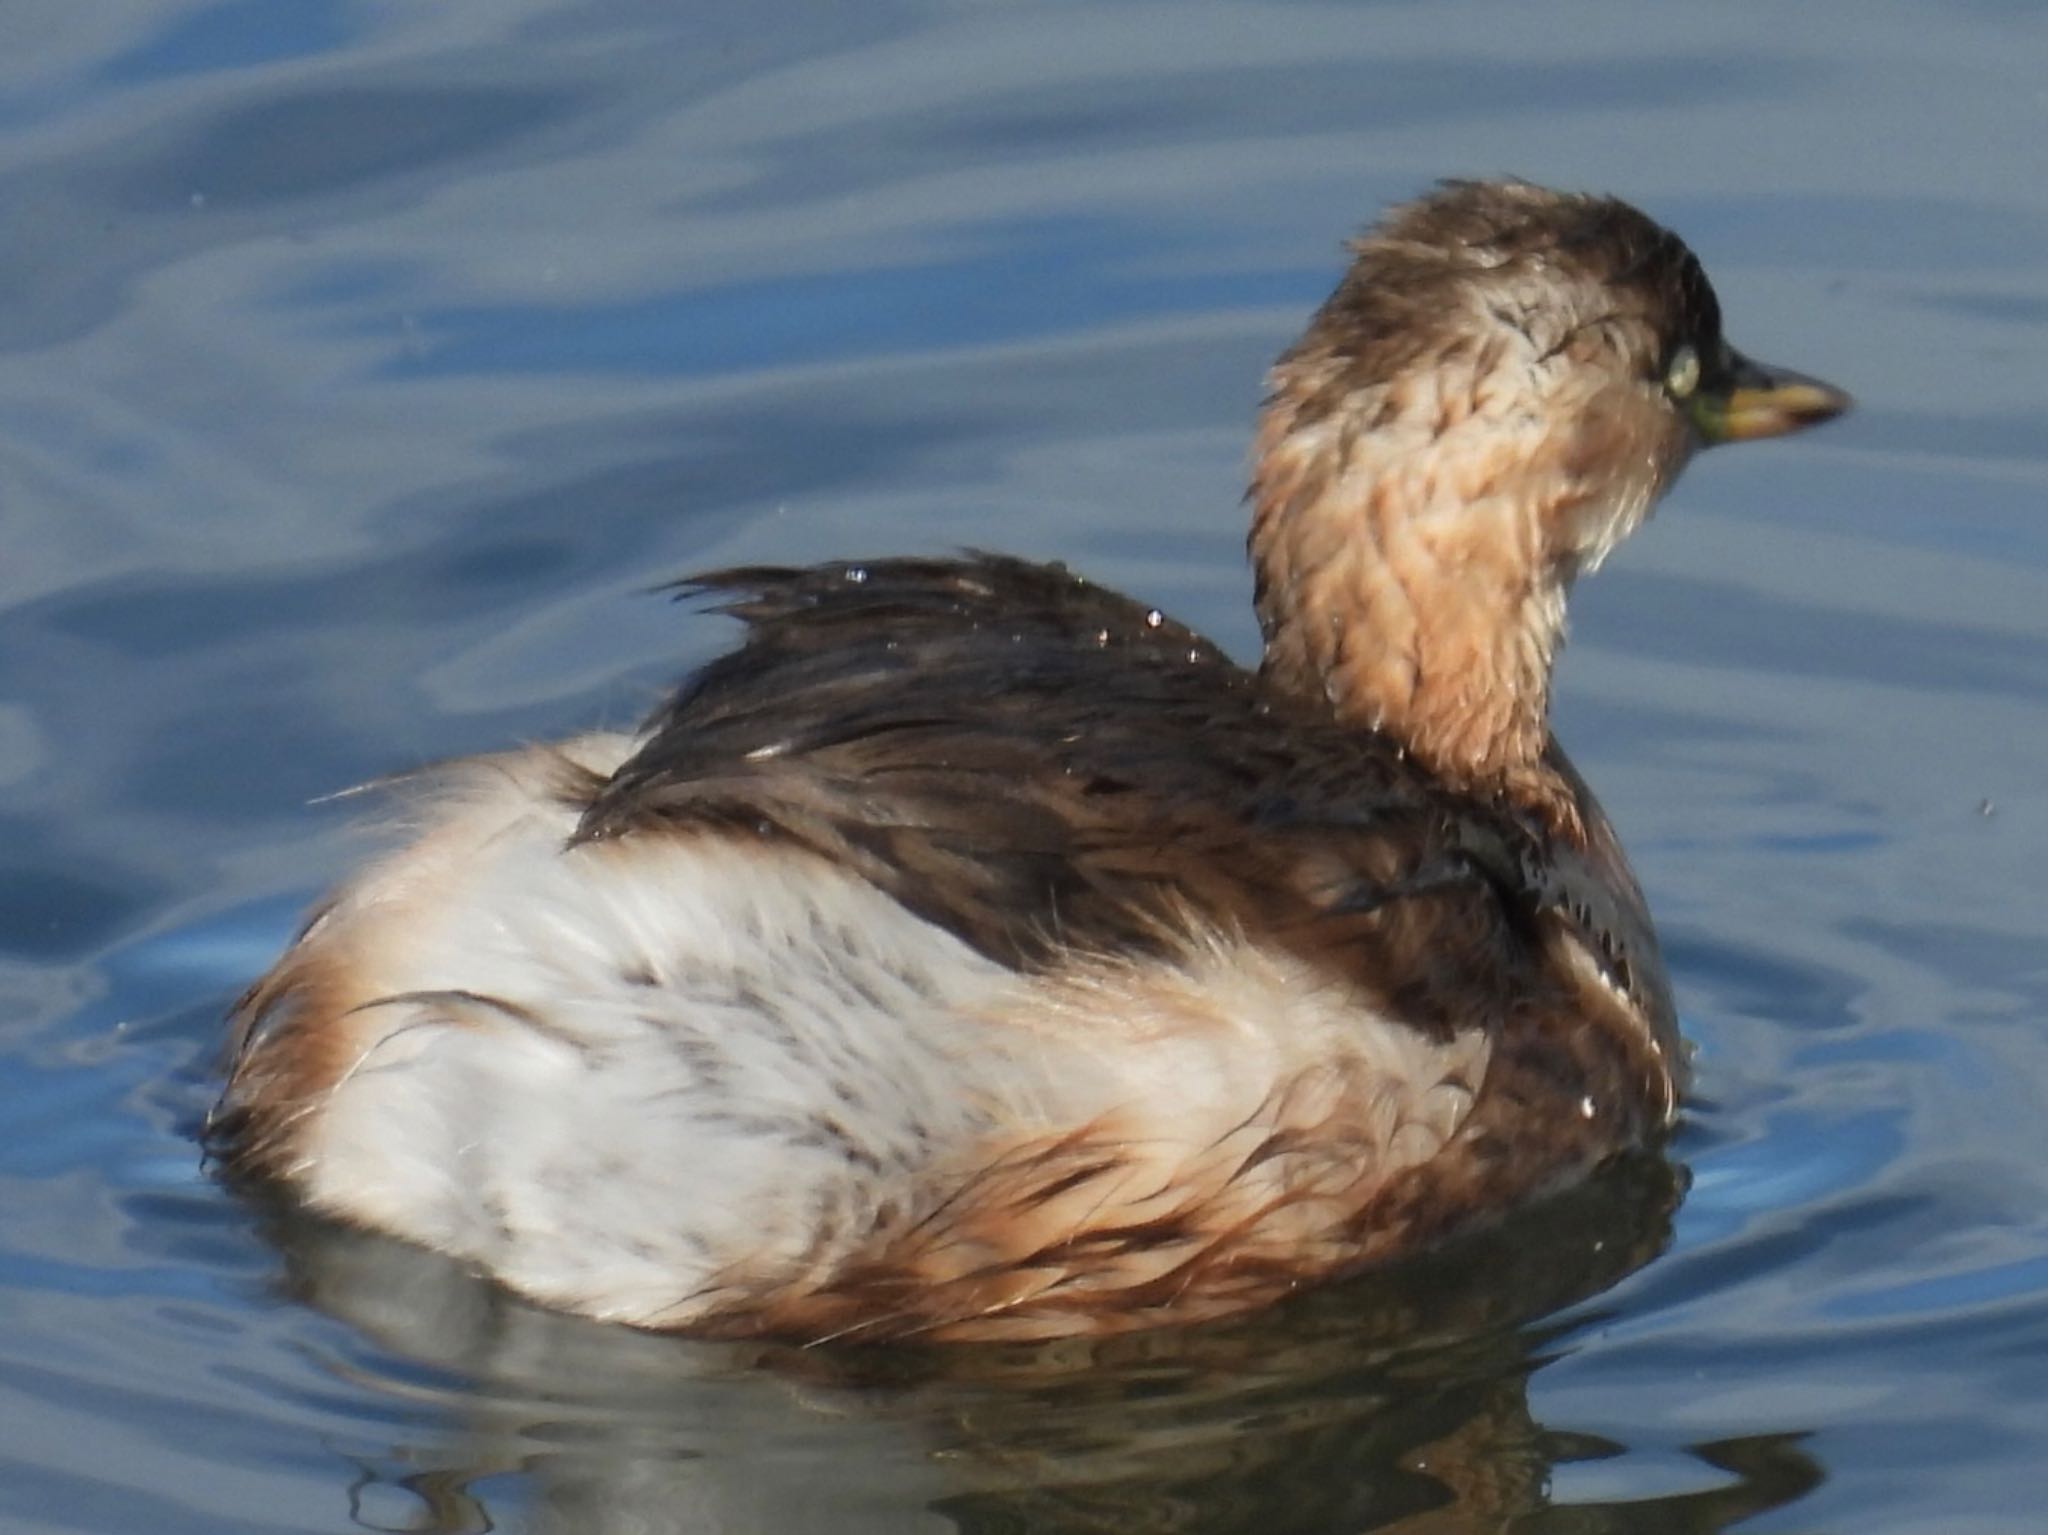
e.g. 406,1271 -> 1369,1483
1664,344 -> 1701,399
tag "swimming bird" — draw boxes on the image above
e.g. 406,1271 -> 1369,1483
213,180 -> 1849,1343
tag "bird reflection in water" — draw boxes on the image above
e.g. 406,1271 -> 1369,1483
249,1153 -> 1822,1533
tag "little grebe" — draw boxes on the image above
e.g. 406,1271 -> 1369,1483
214,181 -> 1849,1342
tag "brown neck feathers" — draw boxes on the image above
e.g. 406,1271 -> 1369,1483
1248,385 -> 1583,831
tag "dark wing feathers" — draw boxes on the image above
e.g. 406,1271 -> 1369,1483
579,554 -> 1671,1044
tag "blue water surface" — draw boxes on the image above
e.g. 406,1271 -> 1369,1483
3,3 -> 2046,1531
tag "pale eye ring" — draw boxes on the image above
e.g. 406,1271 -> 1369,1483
1664,343 -> 1701,399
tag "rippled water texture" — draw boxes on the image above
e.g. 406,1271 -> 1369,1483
3,3 -> 2046,1531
